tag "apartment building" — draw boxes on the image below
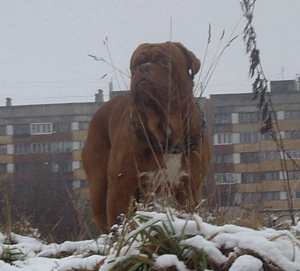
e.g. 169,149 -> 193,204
0,90 -> 106,206
211,79 -> 300,211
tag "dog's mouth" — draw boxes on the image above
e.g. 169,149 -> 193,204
135,79 -> 163,106
137,79 -> 153,90
137,80 -> 157,99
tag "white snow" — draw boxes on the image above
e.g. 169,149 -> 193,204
293,221 -> 300,233
228,255 -> 263,271
180,235 -> 228,265
155,254 -> 189,271
0,233 -> 107,271
1,211 -> 300,271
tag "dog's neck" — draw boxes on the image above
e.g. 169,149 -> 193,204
130,98 -> 205,154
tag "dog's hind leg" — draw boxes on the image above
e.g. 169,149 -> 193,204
82,140 -> 110,233
88,172 -> 108,233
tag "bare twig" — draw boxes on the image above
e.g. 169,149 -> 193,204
194,18 -> 242,98
241,0 -> 296,225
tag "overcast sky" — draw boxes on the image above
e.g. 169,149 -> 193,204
1,1 -> 300,105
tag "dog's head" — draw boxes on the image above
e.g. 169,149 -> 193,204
129,42 -> 202,153
130,42 -> 200,109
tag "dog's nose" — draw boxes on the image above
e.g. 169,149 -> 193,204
139,63 -> 152,75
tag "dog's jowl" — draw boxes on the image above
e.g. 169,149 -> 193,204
82,42 -> 211,232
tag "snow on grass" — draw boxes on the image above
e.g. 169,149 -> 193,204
229,255 -> 263,271
0,233 -> 107,271
1,211 -> 300,270
155,254 -> 189,271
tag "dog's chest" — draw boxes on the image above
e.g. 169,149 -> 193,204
138,153 -> 188,187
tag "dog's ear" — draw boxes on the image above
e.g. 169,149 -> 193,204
174,43 -> 201,78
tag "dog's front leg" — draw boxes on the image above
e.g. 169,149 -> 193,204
106,171 -> 138,228
106,149 -> 140,228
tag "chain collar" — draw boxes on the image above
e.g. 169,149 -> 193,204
130,109 -> 206,154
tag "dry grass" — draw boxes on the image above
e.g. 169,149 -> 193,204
0,182 -> 99,243
98,209 -> 295,271
200,206 -> 265,229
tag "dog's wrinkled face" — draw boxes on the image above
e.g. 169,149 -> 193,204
130,42 -> 200,110
129,42 -> 201,149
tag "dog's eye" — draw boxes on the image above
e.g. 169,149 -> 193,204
132,63 -> 141,72
159,58 -> 172,67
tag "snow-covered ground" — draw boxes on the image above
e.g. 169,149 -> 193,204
1,211 -> 300,271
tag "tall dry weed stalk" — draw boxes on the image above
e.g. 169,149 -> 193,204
241,0 -> 300,225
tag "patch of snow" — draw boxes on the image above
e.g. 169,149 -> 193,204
180,235 -> 228,265
155,254 -> 189,271
1,211 -> 300,271
293,221 -> 300,233
229,255 -> 263,271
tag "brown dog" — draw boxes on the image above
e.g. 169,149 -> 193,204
82,42 -> 210,232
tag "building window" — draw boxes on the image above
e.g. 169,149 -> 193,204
51,141 -> 73,153
15,162 -> 59,173
31,142 -> 52,154
51,161 -> 72,173
0,145 -> 7,155
214,154 -> 233,164
73,180 -> 81,189
240,132 -> 260,144
15,144 -> 31,155
80,179 -> 89,188
42,142 -> 51,153
264,192 -> 280,201
73,180 -> 89,189
32,143 -> 39,154
261,151 -> 280,161
294,191 -> 300,199
214,133 -> 232,145
285,110 -> 300,119
239,112 -> 259,123
285,130 -> 300,139
79,122 -> 89,130
13,124 -> 30,138
240,152 -> 260,163
65,142 -> 73,152
53,123 -> 71,133
241,173 -> 260,184
261,132 -> 278,141
52,142 -> 62,153
264,171 -> 280,180
213,114 -> 231,125
241,192 -> 263,204
51,162 -> 59,172
286,150 -> 300,160
0,125 -> 7,136
288,171 -> 300,180
0,164 -> 7,174
15,163 -> 32,173
15,142 -> 72,155
79,141 -> 85,149
215,173 -> 236,184
60,162 -> 72,173
31,123 -> 53,135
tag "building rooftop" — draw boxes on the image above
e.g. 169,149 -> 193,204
0,102 -> 103,120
